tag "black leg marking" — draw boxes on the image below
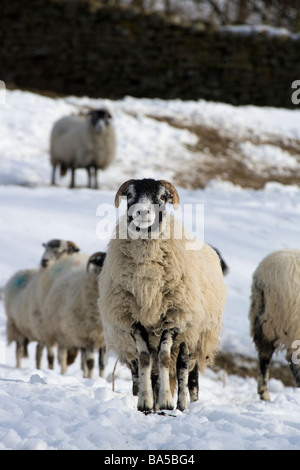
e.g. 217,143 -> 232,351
176,343 -> 189,411
253,310 -> 275,400
47,346 -> 54,370
36,342 -> 44,369
131,322 -> 153,412
151,372 -> 159,411
188,362 -> 199,403
99,346 -> 106,378
158,328 -> 177,410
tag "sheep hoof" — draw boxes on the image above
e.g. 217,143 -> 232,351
259,390 -> 271,401
159,393 -> 174,411
137,397 -> 154,413
177,400 -> 188,412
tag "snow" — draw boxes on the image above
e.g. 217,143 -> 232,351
0,89 -> 300,451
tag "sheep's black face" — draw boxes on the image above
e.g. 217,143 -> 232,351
40,239 -> 80,268
124,179 -> 172,239
90,109 -> 112,132
87,252 -> 106,273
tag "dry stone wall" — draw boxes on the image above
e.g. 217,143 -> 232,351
1,0 -> 299,107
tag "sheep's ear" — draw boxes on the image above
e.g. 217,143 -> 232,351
159,180 -> 180,209
87,252 -> 106,272
114,179 -> 136,208
66,241 -> 80,253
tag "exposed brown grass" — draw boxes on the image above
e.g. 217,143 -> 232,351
213,351 -> 294,387
146,114 -> 300,190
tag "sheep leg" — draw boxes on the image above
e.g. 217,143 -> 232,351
94,167 -> 98,189
35,342 -> 44,369
47,346 -> 55,370
257,350 -> 274,401
151,372 -> 159,411
81,348 -> 94,378
176,342 -> 190,411
67,347 -> 78,366
87,167 -> 92,189
70,167 -> 75,189
23,338 -> 29,358
252,287 -> 275,400
158,328 -> 177,410
188,362 -> 199,403
51,163 -> 56,185
131,322 -> 153,413
58,345 -> 68,374
86,348 -> 95,379
16,338 -> 27,368
99,346 -> 106,378
254,314 -> 275,400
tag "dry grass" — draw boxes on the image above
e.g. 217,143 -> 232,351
213,351 -> 295,386
147,114 -> 300,190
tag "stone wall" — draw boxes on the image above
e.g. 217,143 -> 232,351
1,0 -> 299,107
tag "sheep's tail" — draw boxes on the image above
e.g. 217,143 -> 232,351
60,162 -> 68,177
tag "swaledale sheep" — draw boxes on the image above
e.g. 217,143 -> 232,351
50,109 -> 116,189
4,239 -> 81,369
41,252 -> 106,378
97,178 -> 227,412
249,249 -> 300,401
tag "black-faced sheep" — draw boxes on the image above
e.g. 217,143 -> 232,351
4,239 -> 80,369
97,178 -> 227,412
249,249 -> 300,400
50,109 -> 115,189
40,252 -> 106,378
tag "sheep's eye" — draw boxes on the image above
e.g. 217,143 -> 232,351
127,192 -> 133,199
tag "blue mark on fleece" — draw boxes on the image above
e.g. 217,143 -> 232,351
13,273 -> 28,289
54,266 -> 63,274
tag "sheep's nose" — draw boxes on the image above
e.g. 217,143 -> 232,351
41,259 -> 48,268
137,209 -> 150,218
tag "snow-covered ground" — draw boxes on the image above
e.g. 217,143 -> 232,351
0,90 -> 300,450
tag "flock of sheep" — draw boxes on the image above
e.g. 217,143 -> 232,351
3,108 -> 300,412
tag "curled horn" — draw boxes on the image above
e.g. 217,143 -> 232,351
114,179 -> 136,208
66,241 -> 80,253
159,180 -> 180,209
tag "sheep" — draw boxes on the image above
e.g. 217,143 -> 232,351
4,239 -> 81,369
40,252 -> 106,378
50,109 -> 116,189
249,249 -> 300,401
97,178 -> 227,412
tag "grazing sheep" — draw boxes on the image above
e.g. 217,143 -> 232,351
41,252 -> 106,378
249,249 -> 300,400
4,239 -> 81,369
97,178 -> 227,412
50,109 -> 116,189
